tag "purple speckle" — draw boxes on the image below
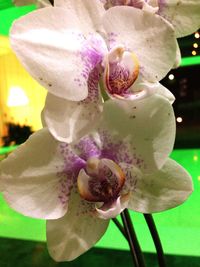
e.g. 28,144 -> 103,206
76,33 -> 106,88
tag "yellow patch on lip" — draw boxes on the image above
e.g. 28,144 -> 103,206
130,51 -> 139,81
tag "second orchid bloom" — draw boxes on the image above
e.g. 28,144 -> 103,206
10,0 -> 177,142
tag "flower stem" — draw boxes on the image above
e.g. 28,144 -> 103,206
112,218 -> 127,239
121,209 -> 146,267
144,214 -> 167,267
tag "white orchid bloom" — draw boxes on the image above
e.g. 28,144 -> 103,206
103,0 -> 200,38
13,0 -> 51,8
10,0 -> 177,143
0,95 -> 193,261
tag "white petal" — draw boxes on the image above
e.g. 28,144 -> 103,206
55,0 -> 104,15
99,94 -> 176,172
127,80 -> 175,104
47,190 -> 109,261
95,194 -> 129,219
158,0 -> 200,38
43,66 -> 103,143
103,6 -> 177,81
0,128 -> 70,219
139,82 -> 175,104
128,158 -> 193,213
10,4 -> 106,101
43,94 -> 103,143
173,40 -> 182,69
143,0 -> 159,13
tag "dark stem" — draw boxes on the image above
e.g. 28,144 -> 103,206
121,209 -> 146,267
48,0 -> 54,5
144,214 -> 167,267
112,218 -> 127,239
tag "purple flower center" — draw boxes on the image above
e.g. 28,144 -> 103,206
77,157 -> 125,203
104,47 -> 139,98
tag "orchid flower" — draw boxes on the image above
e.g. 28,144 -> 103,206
102,0 -> 200,38
13,0 -> 51,8
0,95 -> 193,261
10,0 -> 177,143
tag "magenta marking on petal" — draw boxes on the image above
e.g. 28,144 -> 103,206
76,197 -> 95,217
104,0 -> 144,9
157,0 -> 167,14
98,130 -> 145,168
81,67 -> 101,105
77,33 -> 105,86
74,136 -> 101,161
56,144 -> 86,206
107,32 -> 118,50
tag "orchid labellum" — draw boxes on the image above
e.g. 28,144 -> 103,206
0,96 -> 193,261
10,0 -> 177,143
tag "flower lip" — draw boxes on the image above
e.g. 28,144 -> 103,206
77,157 -> 125,203
103,45 -> 139,98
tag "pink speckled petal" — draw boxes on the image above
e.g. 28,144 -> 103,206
47,190 -> 109,261
43,68 -> 103,143
128,158 -> 193,213
158,0 -> 200,38
0,128 -> 72,219
99,94 -> 175,172
10,1 -> 106,101
103,6 -> 176,81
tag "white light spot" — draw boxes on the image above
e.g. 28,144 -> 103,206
193,43 -> 198,48
7,86 -> 29,107
194,32 -> 200,39
192,50 -> 197,56
176,117 -> 182,123
168,74 -> 174,80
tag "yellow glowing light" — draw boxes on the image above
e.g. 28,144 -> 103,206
198,176 -> 200,181
7,86 -> 29,107
193,155 -> 198,161
168,74 -> 174,80
176,117 -> 183,123
192,50 -> 197,56
195,32 -> 200,39
193,43 -> 198,48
